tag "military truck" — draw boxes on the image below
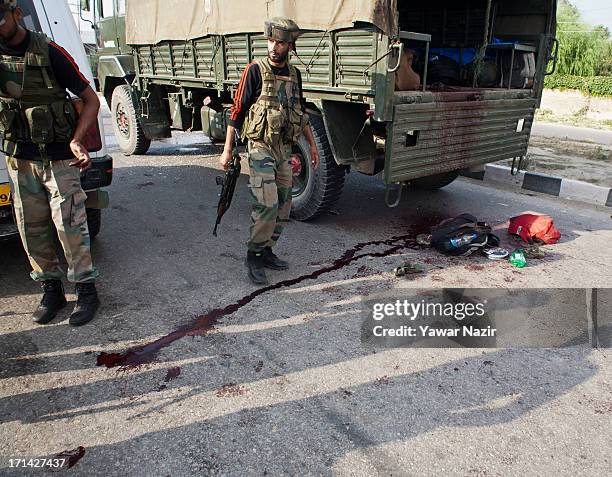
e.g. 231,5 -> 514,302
0,0 -> 112,240
95,0 -> 558,220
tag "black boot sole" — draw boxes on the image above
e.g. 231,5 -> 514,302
248,273 -> 269,285
32,297 -> 68,324
262,261 -> 289,271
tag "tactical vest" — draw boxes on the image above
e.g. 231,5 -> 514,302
241,58 -> 308,146
0,30 -> 77,158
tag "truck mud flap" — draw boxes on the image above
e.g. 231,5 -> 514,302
81,155 -> 113,191
384,98 -> 537,184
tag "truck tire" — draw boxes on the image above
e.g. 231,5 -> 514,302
111,85 -> 151,155
411,171 -> 459,190
86,208 -> 101,240
290,114 -> 345,221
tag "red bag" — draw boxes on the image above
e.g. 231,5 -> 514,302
508,214 -> 561,244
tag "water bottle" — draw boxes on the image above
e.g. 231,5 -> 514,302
449,233 -> 478,248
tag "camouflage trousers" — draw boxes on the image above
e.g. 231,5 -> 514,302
247,140 -> 292,252
6,156 -> 98,283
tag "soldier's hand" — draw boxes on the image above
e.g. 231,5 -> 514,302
310,145 -> 320,169
69,140 -> 92,172
220,149 -> 233,170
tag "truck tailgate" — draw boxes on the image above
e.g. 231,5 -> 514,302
384,97 -> 537,183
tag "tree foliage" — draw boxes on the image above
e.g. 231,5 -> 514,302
555,0 -> 611,77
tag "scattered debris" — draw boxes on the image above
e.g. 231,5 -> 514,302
216,383 -> 248,397
254,360 -> 264,372
523,243 -> 546,259
465,264 -> 485,271
375,375 -> 392,386
509,249 -> 527,268
482,247 -> 509,260
352,265 -> 374,278
394,261 -> 426,278
416,233 -> 432,246
164,366 -> 181,382
594,401 -> 612,414
340,388 -> 353,398
55,446 -> 86,469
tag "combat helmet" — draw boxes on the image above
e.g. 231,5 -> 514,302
264,17 -> 301,43
0,0 -> 17,11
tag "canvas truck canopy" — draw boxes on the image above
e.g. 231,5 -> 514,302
126,0 -> 398,45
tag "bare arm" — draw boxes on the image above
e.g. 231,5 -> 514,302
220,124 -> 237,170
69,85 -> 100,171
303,123 -> 319,169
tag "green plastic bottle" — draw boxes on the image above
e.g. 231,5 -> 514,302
509,248 -> 527,268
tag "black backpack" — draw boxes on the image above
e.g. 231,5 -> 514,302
430,213 -> 498,256
461,59 -> 499,87
427,55 -> 461,86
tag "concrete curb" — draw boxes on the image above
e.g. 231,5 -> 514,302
461,164 -> 612,207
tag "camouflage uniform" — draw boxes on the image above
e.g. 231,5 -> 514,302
242,57 -> 308,252
6,155 -> 97,282
0,30 -> 97,283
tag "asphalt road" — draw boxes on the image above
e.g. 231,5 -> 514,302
0,125 -> 611,475
531,122 -> 612,146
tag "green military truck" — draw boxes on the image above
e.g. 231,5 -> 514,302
94,0 -> 558,220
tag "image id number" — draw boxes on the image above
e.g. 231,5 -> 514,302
9,458 -> 67,468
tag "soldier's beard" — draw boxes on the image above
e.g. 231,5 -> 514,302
268,50 -> 288,63
0,23 -> 18,45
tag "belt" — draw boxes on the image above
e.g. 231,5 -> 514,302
2,140 -> 72,163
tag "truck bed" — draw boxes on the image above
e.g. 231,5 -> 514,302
133,28 -> 382,101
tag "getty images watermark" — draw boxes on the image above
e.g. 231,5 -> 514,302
371,298 -> 493,339
361,289 -> 610,348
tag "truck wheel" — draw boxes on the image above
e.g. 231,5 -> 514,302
411,171 -> 459,190
86,208 -> 101,240
290,114 -> 345,221
111,85 -> 151,155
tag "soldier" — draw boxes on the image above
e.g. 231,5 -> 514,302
0,1 -> 101,325
220,17 -> 320,285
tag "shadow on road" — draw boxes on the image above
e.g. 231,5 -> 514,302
0,342 -> 601,475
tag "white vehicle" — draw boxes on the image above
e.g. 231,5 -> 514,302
0,0 -> 112,240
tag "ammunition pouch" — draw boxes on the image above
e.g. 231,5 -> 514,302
0,98 -> 24,144
26,105 -> 55,145
242,102 -> 267,142
288,107 -> 308,143
0,97 -> 76,153
243,103 -> 307,146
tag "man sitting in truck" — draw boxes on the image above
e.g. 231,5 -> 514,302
0,0 -> 101,325
220,17 -> 320,285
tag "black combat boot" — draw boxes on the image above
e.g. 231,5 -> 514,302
262,247 -> 289,270
246,250 -> 268,285
32,280 -> 67,324
69,282 -> 100,326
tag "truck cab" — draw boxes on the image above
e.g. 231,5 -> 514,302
0,0 -> 112,240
